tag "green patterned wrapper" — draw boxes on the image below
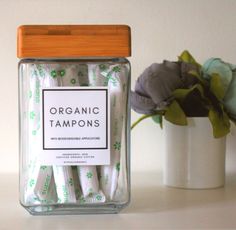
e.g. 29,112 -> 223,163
25,64 -> 59,204
72,166 -> 106,204
48,64 -> 78,204
72,64 -> 100,198
79,190 -> 106,204
77,166 -> 99,197
53,165 -> 76,203
100,64 -> 128,200
34,166 -> 53,201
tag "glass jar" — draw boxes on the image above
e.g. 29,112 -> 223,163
17,25 -> 131,215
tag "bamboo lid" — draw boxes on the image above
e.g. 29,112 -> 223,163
17,25 -> 131,58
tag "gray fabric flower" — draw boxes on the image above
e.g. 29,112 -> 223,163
131,61 -> 198,114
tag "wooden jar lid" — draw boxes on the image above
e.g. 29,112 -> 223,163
17,25 -> 131,58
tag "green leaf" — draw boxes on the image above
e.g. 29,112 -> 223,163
210,73 -> 226,101
152,114 -> 163,129
173,84 -> 205,102
152,114 -> 161,123
178,50 -> 201,67
164,100 -> 187,125
131,111 -> 165,130
208,109 -> 230,138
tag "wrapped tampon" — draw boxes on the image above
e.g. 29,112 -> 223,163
24,66 -> 41,204
100,64 -> 128,200
77,166 -> 99,197
61,63 -> 100,199
46,64 -> 77,204
25,64 -> 56,204
74,166 -> 106,204
57,63 -> 101,200
73,64 -> 101,198
52,165 -> 76,203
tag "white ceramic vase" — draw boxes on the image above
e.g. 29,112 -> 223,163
163,117 -> 226,189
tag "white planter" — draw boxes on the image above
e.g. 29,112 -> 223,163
163,117 -> 226,189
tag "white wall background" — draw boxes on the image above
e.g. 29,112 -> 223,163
0,0 -> 235,173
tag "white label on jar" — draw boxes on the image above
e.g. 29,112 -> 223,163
40,87 -> 110,165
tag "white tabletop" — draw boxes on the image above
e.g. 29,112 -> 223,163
1,171 -> 236,229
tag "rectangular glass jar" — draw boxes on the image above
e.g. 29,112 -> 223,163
17,25 -> 131,215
